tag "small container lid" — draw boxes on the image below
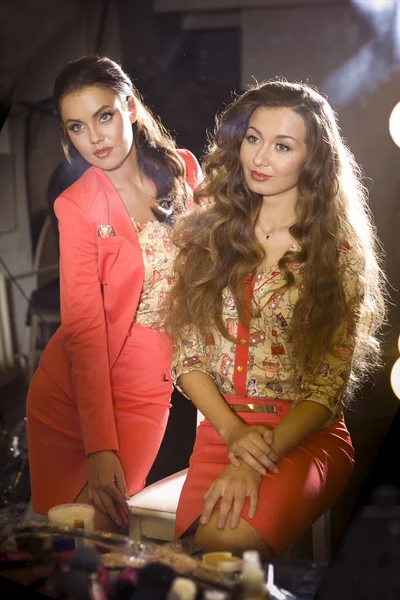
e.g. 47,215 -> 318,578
202,552 -> 243,573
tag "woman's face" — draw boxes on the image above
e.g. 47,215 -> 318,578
240,106 -> 307,199
60,85 -> 135,170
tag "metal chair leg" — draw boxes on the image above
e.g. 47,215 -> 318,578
312,510 -> 331,562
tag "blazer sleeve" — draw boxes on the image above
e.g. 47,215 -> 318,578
54,193 -> 119,456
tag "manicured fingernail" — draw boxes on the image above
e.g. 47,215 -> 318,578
200,516 -> 207,525
260,468 -> 266,475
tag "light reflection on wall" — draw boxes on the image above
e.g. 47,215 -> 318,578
322,0 -> 399,108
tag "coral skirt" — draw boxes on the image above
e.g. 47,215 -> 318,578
27,323 -> 173,515
175,396 -> 354,555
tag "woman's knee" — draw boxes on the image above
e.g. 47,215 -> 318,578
194,510 -> 271,558
74,484 -> 120,534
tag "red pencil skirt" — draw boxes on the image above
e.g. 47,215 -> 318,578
27,323 -> 173,515
175,396 -> 354,555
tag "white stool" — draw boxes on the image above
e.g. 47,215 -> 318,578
128,469 -> 188,542
128,470 -> 331,561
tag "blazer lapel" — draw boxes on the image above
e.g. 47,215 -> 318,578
92,167 -> 139,246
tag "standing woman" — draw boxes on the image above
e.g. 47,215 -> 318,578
26,55 -> 202,532
164,80 -> 386,557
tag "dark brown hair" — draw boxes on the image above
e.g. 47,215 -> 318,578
164,80 -> 387,397
53,54 -> 187,220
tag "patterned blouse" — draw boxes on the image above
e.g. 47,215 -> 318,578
172,245 -> 364,421
131,217 -> 175,330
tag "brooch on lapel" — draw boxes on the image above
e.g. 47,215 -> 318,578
97,225 -> 116,238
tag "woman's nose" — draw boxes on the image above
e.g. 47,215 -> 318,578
88,127 -> 104,145
253,147 -> 270,167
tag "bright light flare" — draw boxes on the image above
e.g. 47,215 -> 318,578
389,101 -> 400,147
353,0 -> 397,14
391,357 -> 400,399
390,335 -> 400,400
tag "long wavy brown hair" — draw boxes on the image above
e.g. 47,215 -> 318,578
164,80 -> 387,397
53,55 -> 187,221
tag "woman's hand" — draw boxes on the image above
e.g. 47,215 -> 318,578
88,450 -> 130,526
200,463 -> 262,531
225,423 -> 280,476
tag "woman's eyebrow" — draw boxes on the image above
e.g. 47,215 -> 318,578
64,104 -> 113,124
246,126 -> 300,145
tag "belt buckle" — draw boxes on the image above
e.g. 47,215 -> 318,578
265,404 -> 282,413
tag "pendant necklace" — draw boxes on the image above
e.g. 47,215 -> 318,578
256,220 -> 295,241
259,224 -> 273,240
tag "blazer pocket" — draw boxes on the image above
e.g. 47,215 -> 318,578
97,235 -> 121,245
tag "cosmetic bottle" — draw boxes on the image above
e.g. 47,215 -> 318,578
88,571 -> 107,600
230,551 -> 270,600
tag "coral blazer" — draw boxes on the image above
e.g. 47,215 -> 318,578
53,149 -> 202,457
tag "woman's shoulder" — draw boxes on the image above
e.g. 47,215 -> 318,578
176,148 -> 199,166
176,148 -> 203,191
54,166 -> 101,212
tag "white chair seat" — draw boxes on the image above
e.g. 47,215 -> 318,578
128,469 -> 188,541
128,468 -> 188,515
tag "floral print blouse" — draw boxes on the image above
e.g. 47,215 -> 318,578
131,217 -> 175,330
172,245 -> 364,421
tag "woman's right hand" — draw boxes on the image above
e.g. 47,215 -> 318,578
225,423 -> 280,476
200,462 -> 262,530
87,450 -> 130,526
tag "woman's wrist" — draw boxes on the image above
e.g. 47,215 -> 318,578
179,371 -> 245,444
88,449 -> 115,459
218,416 -> 245,445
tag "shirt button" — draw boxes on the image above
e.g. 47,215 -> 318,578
240,339 -> 247,345
237,366 -> 243,372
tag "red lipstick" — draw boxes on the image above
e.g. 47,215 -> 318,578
250,170 -> 272,182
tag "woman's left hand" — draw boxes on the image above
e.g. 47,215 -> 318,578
200,463 -> 262,531
225,423 -> 279,476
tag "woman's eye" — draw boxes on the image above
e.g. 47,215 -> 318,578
276,143 -> 290,152
69,123 -> 83,133
99,112 -> 113,123
246,135 -> 259,143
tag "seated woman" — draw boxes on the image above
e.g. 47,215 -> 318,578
163,80 -> 386,557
